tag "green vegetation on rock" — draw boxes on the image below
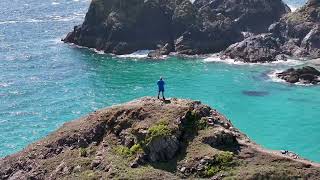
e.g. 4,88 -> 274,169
114,146 -> 133,157
130,143 -> 144,154
79,147 -> 88,157
146,121 -> 172,144
201,151 -> 234,177
216,151 -> 234,165
204,165 -> 220,177
183,110 -> 208,134
80,170 -> 98,180
115,144 -> 144,157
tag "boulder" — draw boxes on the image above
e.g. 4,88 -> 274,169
276,66 -> 320,84
146,136 -> 180,162
222,34 -> 284,63
147,43 -> 173,58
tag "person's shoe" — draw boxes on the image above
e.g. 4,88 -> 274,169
157,96 -> 160,99
163,97 -> 166,100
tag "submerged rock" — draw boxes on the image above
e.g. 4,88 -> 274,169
277,66 -> 320,84
242,91 -> 270,97
63,0 -> 290,56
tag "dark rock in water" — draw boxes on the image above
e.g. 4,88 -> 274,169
63,0 -> 290,56
242,91 -> 269,97
277,66 -> 320,84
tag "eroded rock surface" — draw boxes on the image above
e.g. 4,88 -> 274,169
1,97 -> 320,179
277,66 -> 320,84
63,0 -> 290,55
222,0 -> 320,62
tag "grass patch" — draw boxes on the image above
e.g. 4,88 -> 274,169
204,165 -> 220,177
114,146 -> 132,157
216,151 -> 233,165
80,170 -> 98,180
79,148 -> 87,157
114,144 -> 144,157
200,151 -> 234,178
130,143 -> 143,154
146,121 -> 172,144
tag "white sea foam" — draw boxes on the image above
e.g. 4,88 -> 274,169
0,21 -> 18,25
268,70 -> 318,86
203,55 -> 247,65
90,48 -> 105,54
203,54 -> 304,66
268,70 -> 287,83
48,37 -> 63,45
52,2 -> 60,5
0,14 -> 84,25
118,50 -> 152,59
0,83 -> 10,88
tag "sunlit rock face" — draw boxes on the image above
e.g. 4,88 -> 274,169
63,0 -> 290,56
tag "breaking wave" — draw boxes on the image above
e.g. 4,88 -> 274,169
118,50 -> 152,59
203,54 -> 304,66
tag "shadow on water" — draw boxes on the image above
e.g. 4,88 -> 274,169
242,90 -> 269,97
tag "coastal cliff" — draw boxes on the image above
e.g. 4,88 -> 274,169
63,0 -> 290,56
223,0 -> 320,62
1,97 -> 320,179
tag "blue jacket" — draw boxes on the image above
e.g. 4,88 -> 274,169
157,80 -> 165,91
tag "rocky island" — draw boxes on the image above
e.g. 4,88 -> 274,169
1,97 -> 320,179
63,0 -> 290,57
63,0 -> 319,62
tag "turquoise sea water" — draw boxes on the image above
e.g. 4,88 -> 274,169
1,0 -> 318,162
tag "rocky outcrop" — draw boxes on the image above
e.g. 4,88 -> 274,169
1,97 -> 320,179
277,66 -> 320,84
63,0 -> 290,56
194,0 -> 290,33
222,0 -> 320,63
223,33 -> 286,63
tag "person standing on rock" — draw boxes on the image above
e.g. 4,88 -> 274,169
157,77 -> 165,100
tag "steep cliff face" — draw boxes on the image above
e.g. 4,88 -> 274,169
1,97 -> 320,179
223,0 -> 320,63
63,0 -> 290,55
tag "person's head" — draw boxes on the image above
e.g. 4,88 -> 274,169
160,76 -> 163,80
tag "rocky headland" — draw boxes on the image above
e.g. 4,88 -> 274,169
63,0 -> 290,58
1,97 -> 320,179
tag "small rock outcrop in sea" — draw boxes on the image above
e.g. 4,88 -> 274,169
277,66 -> 320,84
1,97 -> 320,179
222,0 -> 320,63
63,0 -> 290,56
